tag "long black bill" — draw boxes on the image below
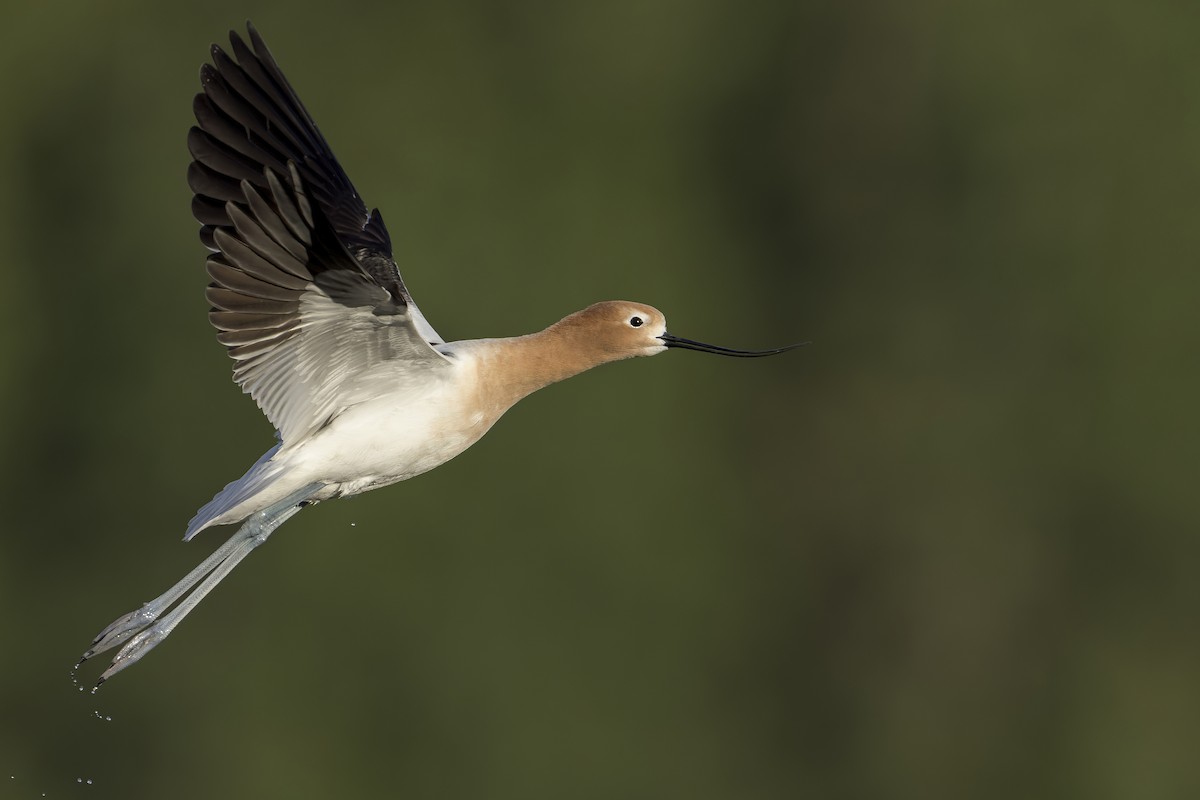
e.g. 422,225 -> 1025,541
659,333 -> 809,358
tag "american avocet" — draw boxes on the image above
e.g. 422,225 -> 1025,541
78,23 -> 804,687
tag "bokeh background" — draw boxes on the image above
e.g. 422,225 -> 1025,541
3,1 -> 1198,798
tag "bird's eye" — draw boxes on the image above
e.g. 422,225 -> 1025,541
629,316 -> 644,328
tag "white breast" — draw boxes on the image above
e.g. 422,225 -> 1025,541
279,350 -> 492,497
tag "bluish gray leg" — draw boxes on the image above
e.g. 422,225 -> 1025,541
81,483 -> 323,687
81,530 -> 258,662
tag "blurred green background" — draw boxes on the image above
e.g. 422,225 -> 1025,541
2,0 -> 1199,798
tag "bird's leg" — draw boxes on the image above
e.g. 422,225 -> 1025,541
79,483 -> 323,687
81,529 -> 258,661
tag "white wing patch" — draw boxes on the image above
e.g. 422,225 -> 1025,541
229,280 -> 450,443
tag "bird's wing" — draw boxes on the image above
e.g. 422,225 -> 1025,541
189,24 -> 450,443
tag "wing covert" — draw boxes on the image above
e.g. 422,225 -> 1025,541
190,25 -> 449,443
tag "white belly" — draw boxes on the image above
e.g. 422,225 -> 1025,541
280,368 -> 490,497
189,345 -> 508,535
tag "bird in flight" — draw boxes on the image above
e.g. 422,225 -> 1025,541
78,22 -> 803,687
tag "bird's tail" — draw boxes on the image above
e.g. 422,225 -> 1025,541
184,443 -> 284,540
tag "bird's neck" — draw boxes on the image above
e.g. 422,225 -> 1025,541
473,316 -> 618,415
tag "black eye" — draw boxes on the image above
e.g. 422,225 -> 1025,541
630,316 -> 644,328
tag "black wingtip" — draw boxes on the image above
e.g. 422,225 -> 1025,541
224,21 -> 257,60
247,20 -> 270,58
